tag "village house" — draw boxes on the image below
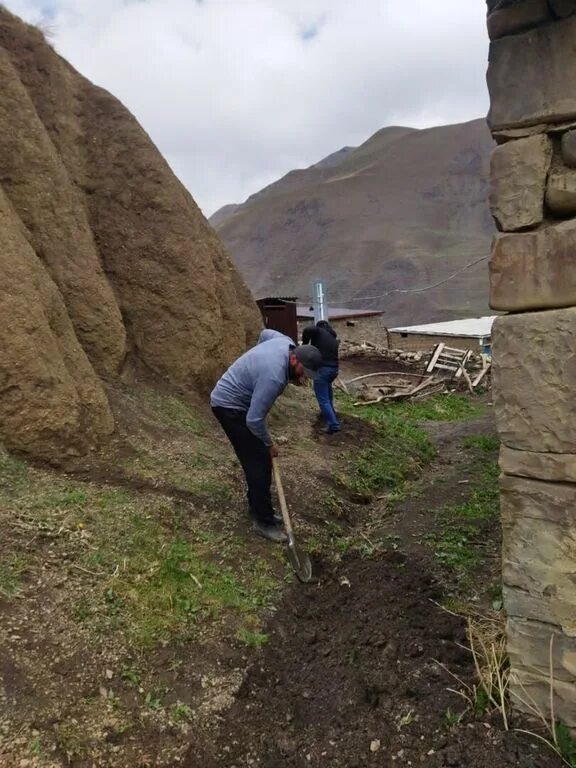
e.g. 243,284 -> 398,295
255,296 -> 386,345
387,316 -> 496,355
296,305 -> 385,345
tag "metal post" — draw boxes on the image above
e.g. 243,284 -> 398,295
312,280 -> 327,323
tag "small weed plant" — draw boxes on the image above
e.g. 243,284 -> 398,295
0,553 -> 28,598
237,628 -> 270,648
171,702 -> 193,722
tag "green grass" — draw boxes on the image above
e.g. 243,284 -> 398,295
0,450 -> 28,495
140,389 -> 208,434
79,497 -> 278,647
33,487 -> 89,510
386,394 -> 484,422
121,666 -> 142,685
444,708 -> 464,727
29,736 -> 44,757
119,443 -> 232,498
335,395 -> 436,501
192,479 -> 233,500
427,440 -> 500,589
329,392 -> 483,509
236,628 -> 270,648
555,722 -> 576,766
463,435 -> 500,453
144,691 -> 163,711
0,553 -> 29,598
0,455 -> 278,647
171,702 -> 193,722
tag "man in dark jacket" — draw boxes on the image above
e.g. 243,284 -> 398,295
302,320 -> 341,434
211,330 -> 322,542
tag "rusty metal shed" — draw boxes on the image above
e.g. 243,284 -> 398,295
256,296 -> 298,343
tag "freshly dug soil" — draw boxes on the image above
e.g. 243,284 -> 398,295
184,553 -> 562,768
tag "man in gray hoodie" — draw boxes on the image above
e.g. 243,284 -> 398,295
211,330 -> 322,542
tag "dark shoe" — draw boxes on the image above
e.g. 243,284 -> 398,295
320,426 -> 341,434
252,520 -> 288,543
250,513 -> 284,526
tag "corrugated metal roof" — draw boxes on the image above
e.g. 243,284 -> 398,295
389,316 -> 497,338
296,305 -> 384,320
256,296 -> 298,302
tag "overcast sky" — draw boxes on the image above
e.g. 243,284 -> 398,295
4,0 -> 490,216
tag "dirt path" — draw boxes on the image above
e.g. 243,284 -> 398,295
0,388 -> 564,768
374,411 -> 496,560
182,411 -> 563,768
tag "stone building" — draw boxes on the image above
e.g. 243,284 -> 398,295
296,306 -> 386,346
387,316 -> 495,354
486,0 -> 576,728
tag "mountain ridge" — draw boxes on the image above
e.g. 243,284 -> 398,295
212,117 -> 495,326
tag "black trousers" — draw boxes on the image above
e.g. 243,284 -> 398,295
212,406 -> 275,524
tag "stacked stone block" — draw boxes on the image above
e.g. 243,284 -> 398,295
486,0 -> 576,727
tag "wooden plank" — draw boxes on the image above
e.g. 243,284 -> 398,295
453,350 -> 473,379
407,375 -> 437,397
443,346 -> 470,354
425,343 -> 445,373
354,375 -> 441,406
441,347 -> 468,356
440,353 -> 467,362
345,372 -> 424,385
472,364 -> 491,389
437,359 -> 463,368
354,396 -> 385,406
412,383 -> 446,401
459,363 -> 474,394
434,363 -> 461,372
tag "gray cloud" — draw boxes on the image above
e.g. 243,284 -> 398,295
4,0 -> 490,215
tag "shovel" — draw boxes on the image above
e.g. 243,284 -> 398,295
272,457 -> 313,583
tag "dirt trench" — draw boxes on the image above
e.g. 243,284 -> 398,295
182,414 -> 562,768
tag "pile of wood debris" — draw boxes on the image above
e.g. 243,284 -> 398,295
339,342 -> 491,407
339,372 -> 445,406
340,340 -> 426,365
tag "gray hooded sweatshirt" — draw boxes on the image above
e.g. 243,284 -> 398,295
210,329 -> 293,445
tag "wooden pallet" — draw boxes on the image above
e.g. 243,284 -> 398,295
425,343 -> 473,379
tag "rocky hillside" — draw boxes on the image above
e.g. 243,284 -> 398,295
212,119 -> 495,326
0,8 -> 260,461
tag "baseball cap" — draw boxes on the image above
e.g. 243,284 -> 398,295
294,344 -> 322,379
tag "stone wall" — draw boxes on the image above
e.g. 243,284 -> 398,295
386,332 -> 488,354
296,316 -> 387,347
486,0 -> 576,728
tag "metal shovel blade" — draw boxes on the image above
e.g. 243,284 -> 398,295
287,535 -> 313,583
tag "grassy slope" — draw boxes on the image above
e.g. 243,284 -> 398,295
0,386 -> 494,766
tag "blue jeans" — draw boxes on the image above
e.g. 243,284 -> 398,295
314,366 -> 340,431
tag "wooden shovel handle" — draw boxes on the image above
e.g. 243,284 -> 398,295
272,457 -> 294,537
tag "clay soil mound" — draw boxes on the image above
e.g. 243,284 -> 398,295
0,8 -> 259,461
185,553 -> 561,768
